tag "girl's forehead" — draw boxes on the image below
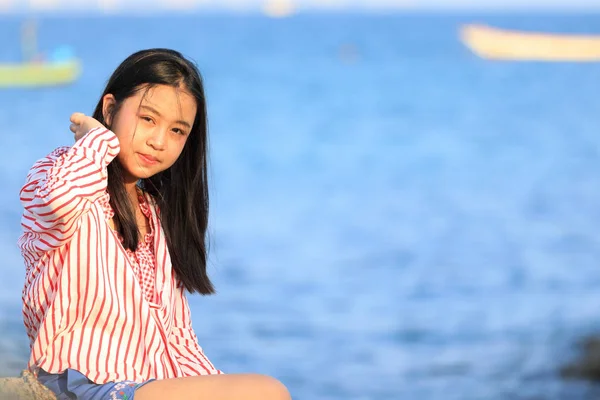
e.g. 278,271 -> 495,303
130,85 -> 197,118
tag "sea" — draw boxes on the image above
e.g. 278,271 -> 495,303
1,11 -> 600,400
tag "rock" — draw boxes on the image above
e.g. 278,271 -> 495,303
0,370 -> 56,400
560,336 -> 600,380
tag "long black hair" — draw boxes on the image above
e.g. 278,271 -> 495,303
92,48 -> 214,295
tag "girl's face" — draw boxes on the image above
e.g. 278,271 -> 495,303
103,84 -> 197,183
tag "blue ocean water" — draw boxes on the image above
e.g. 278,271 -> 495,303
1,11 -> 600,399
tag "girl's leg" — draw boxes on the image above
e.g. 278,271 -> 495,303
134,373 -> 291,400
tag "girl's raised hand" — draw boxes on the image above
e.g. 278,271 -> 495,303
69,112 -> 106,141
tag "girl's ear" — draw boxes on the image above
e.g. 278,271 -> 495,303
102,94 -> 116,127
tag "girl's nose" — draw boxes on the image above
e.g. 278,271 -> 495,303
147,127 -> 166,150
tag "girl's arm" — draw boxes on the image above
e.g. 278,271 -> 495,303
19,126 -> 119,253
170,284 -> 223,376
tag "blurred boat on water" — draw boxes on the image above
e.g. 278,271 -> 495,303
262,0 -> 295,18
0,19 -> 81,89
460,24 -> 600,62
0,58 -> 81,88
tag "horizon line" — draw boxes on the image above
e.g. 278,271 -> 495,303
1,5 -> 600,15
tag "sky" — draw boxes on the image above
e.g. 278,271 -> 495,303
0,0 -> 598,13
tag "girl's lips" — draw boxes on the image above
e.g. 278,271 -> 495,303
138,153 -> 159,165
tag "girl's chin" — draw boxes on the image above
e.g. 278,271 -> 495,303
123,166 -> 159,180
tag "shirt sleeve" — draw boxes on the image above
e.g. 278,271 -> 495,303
169,284 -> 223,376
18,127 -> 119,255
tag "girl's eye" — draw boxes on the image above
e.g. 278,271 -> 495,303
141,116 -> 154,123
172,128 -> 187,136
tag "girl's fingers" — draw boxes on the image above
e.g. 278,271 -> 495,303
70,112 -> 85,124
69,123 -> 77,133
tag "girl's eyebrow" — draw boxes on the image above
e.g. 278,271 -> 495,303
139,105 -> 192,129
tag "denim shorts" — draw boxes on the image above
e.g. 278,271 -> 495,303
37,368 -> 154,400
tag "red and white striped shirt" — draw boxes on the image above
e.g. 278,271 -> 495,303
18,127 -> 222,384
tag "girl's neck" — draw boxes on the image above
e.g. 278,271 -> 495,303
124,181 -> 140,204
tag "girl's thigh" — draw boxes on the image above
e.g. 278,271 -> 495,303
134,373 -> 291,400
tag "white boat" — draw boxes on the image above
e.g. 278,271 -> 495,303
460,24 -> 600,62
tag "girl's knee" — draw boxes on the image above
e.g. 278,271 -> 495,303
254,374 -> 292,400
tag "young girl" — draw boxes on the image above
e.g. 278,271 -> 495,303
18,48 -> 291,400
